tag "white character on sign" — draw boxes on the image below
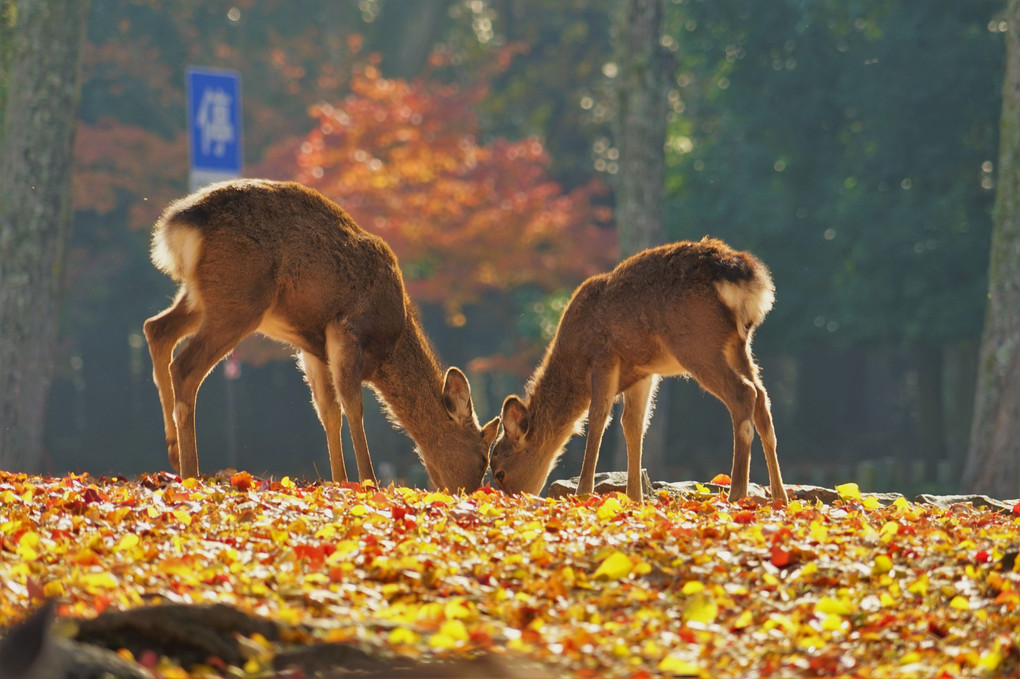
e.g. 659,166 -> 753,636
196,87 -> 234,157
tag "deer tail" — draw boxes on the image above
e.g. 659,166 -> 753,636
151,215 -> 202,283
713,262 -> 775,338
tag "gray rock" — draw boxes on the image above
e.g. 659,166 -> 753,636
913,493 -> 1015,512
547,469 -> 655,498
547,472 -> 1014,511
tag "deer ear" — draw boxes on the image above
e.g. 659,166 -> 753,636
442,367 -> 474,422
481,417 -> 500,449
501,396 -> 530,441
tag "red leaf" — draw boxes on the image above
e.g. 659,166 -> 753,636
230,471 -> 255,491
770,545 -> 792,568
733,510 -> 756,524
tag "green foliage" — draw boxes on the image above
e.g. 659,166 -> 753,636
665,0 -> 1002,351
0,0 -> 16,133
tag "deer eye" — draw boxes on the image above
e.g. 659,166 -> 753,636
494,470 -> 506,484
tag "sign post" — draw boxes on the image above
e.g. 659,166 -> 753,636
186,67 -> 243,191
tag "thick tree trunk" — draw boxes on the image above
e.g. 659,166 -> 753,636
611,0 -> 669,256
963,0 -> 1020,499
610,0 -> 671,475
0,0 -> 90,472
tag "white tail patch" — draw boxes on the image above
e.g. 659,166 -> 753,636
151,222 -> 202,282
715,278 -> 775,337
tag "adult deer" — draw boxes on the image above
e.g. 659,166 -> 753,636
143,179 -> 499,489
489,237 -> 788,504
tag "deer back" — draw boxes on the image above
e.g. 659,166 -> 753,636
550,238 -> 773,389
151,179 -> 406,368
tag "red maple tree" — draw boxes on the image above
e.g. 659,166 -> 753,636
256,54 -> 616,325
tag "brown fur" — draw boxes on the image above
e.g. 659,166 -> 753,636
143,179 -> 499,490
489,238 -> 788,504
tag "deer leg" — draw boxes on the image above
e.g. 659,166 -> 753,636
169,315 -> 258,478
621,375 -> 658,502
326,324 -> 377,484
298,351 -> 347,482
143,290 -> 201,472
752,381 -> 788,503
683,349 -> 757,503
577,364 -> 619,496
726,343 -> 788,504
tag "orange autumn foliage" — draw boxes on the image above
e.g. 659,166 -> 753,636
257,61 -> 617,323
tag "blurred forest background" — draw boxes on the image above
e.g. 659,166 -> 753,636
5,0 -> 1011,494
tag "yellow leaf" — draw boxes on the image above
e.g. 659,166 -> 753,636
314,524 -> 337,539
79,571 -> 119,591
820,614 -> 847,632
597,497 -> 624,521
879,521 -> 899,544
658,654 -> 703,676
892,496 -> 910,509
732,610 -> 754,629
16,543 -> 38,561
681,593 -> 717,625
978,641 -> 1004,671
641,639 -> 662,658
280,476 -> 296,489
900,652 -> 921,665
429,620 -> 468,648
681,581 -> 706,595
815,596 -> 856,616
594,551 -> 633,580
172,509 -> 192,526
389,627 -> 419,645
117,534 -> 139,551
43,580 -> 65,597
785,499 -> 803,513
907,573 -> 928,597
835,482 -> 861,501
949,595 -> 970,610
181,477 -> 201,490
421,491 -> 453,504
444,599 -> 471,620
872,554 -> 893,575
809,520 -> 828,542
862,495 -> 881,510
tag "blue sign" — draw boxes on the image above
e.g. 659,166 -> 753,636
187,67 -> 242,190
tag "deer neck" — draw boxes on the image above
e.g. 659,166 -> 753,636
370,311 -> 449,460
524,343 -> 592,468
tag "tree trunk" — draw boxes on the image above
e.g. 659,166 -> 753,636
611,0 -> 669,256
963,0 -> 1020,499
0,0 -> 90,472
610,0 -> 671,475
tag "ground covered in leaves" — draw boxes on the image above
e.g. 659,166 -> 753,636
1,470 -> 1019,678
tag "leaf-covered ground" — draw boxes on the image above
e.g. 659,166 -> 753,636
1,470 -> 1019,678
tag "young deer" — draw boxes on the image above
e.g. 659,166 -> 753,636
143,179 -> 499,489
489,237 -> 788,504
